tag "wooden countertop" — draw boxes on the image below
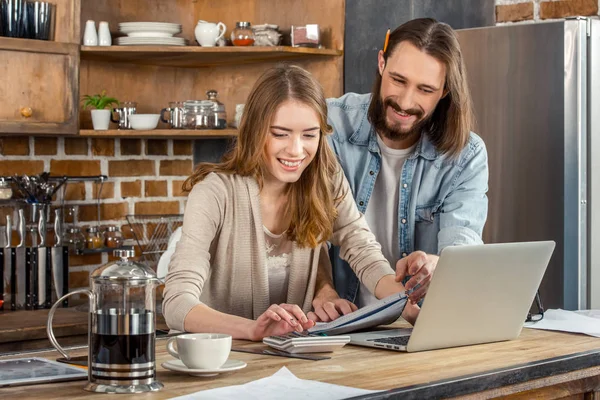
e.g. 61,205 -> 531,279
1,325 -> 600,399
0,308 -> 168,354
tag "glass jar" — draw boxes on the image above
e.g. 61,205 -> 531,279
86,226 -> 104,249
205,90 -> 227,129
65,227 -> 85,252
0,178 -> 12,200
231,22 -> 255,46
182,100 -> 212,129
104,225 -> 123,248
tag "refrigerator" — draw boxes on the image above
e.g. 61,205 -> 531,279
456,17 -> 600,310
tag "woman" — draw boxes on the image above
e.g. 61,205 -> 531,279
163,65 -> 414,341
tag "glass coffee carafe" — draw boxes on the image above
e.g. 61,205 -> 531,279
47,248 -> 163,393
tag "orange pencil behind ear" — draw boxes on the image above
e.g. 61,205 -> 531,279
383,28 -> 391,53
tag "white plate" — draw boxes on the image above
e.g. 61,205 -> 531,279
117,37 -> 186,45
119,22 -> 181,28
124,31 -> 177,38
119,27 -> 181,36
161,359 -> 247,377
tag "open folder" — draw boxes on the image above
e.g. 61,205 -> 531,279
307,292 -> 408,336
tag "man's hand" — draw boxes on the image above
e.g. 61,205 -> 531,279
308,284 -> 357,322
396,251 -> 439,303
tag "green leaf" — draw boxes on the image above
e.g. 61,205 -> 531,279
80,91 -> 119,110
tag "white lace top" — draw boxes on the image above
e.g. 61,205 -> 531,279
264,225 -> 292,305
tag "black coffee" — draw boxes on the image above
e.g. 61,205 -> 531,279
91,333 -> 154,365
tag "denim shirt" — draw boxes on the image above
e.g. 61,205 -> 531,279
326,93 -> 489,302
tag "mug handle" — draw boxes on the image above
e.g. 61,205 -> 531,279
110,108 -> 121,123
166,337 -> 180,359
160,108 -> 171,124
46,289 -> 93,360
216,22 -> 227,41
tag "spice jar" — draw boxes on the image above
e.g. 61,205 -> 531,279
0,178 -> 12,200
104,225 -> 123,248
86,226 -> 104,249
205,90 -> 227,129
65,227 -> 85,252
231,22 -> 255,46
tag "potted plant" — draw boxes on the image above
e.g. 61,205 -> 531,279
81,90 -> 119,130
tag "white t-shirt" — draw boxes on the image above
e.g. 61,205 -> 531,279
264,226 -> 292,305
359,136 -> 415,307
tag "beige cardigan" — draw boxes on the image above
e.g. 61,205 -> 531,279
163,172 -> 394,332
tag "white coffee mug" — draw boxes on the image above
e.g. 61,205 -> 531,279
195,20 -> 226,47
167,333 -> 232,369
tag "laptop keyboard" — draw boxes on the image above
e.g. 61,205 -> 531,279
367,336 -> 410,346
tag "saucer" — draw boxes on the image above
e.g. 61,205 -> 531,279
161,359 -> 247,377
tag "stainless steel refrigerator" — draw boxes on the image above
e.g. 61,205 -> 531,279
456,17 -> 599,310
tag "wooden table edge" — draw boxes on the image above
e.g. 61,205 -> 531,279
345,348 -> 600,399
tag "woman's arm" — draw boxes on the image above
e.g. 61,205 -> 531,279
162,174 -> 226,332
162,174 -> 314,340
185,303 -> 315,341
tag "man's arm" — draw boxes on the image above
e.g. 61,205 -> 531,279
400,137 -> 489,302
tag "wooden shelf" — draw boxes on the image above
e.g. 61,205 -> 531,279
79,129 -> 238,139
0,37 -> 76,55
80,45 -> 343,68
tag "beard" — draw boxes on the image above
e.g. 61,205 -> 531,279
371,96 -> 430,142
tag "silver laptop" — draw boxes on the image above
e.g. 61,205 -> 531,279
348,241 -> 556,352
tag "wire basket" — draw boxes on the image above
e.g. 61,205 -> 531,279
125,214 -> 183,271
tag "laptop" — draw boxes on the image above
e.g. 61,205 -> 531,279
348,241 -> 556,352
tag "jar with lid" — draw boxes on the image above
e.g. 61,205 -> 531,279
86,226 -> 104,249
65,227 -> 85,252
0,178 -> 12,200
205,90 -> 227,129
182,100 -> 216,129
231,22 -> 255,46
104,225 -> 123,248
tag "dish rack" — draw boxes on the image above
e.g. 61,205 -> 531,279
125,214 -> 183,271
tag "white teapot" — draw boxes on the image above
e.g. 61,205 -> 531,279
195,20 -> 226,47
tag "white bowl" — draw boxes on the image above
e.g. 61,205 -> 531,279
130,114 -> 160,130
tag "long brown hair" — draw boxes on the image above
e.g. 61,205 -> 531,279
368,18 -> 474,157
183,64 -> 342,248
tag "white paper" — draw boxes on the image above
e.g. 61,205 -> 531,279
524,308 -> 600,338
169,366 -> 381,400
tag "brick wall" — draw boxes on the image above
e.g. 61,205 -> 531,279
496,0 -> 599,23
0,136 -> 192,291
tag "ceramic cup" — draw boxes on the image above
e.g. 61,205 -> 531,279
167,333 -> 232,370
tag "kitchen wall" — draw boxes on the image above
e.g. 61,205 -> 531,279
495,0 -> 599,23
343,0 -> 496,94
0,136 -> 191,290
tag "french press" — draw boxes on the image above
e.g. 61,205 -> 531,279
47,248 -> 163,393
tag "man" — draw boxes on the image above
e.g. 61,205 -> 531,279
310,18 -> 489,322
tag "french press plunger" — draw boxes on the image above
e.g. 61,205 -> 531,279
47,248 -> 163,393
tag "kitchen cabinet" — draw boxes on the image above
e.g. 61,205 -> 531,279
0,0 -> 81,135
0,39 -> 79,135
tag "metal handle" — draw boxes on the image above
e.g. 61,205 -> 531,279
38,210 -> 46,247
46,289 -> 93,360
4,215 -> 11,248
54,209 -> 62,247
20,107 -> 33,118
166,337 -> 180,360
17,209 -> 25,247
110,108 -> 121,124
160,108 -> 171,124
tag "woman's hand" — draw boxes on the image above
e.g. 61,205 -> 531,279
247,303 -> 315,341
